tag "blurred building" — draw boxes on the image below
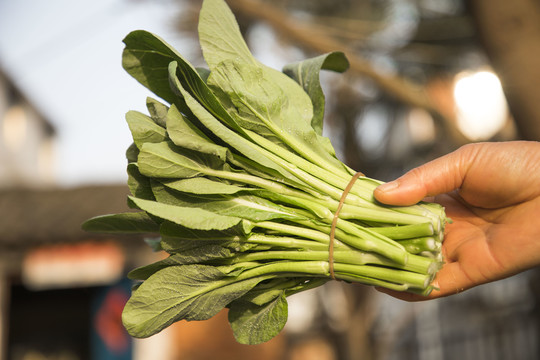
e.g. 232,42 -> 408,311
0,184 -> 141,360
0,68 -> 137,360
0,69 -> 55,188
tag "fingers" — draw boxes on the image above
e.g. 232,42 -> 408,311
374,144 -> 479,206
373,141 -> 540,302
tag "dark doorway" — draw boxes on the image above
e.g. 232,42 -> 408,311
8,284 -> 93,360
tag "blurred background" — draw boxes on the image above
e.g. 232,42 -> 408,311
0,0 -> 539,359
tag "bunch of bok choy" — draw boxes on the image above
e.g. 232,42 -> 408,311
83,0 -> 447,345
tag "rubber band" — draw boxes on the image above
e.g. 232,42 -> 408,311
329,171 -> 364,280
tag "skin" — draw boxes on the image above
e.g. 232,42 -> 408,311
373,141 -> 540,301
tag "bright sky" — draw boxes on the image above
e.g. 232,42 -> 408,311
0,0 -> 193,187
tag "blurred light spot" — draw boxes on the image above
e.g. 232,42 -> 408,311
368,0 -> 419,50
406,107 -> 435,146
285,290 -> 318,334
453,70 -> 508,140
420,0 -> 462,17
356,104 -> 389,158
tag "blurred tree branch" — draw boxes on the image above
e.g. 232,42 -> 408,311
225,0 -> 469,145
228,0 -> 467,144
226,0 -> 434,111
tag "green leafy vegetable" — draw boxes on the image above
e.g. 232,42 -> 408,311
83,0 -> 448,345
282,51 -> 349,135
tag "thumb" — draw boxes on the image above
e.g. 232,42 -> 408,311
373,145 -> 474,206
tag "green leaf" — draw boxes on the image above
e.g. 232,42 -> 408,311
126,110 -> 168,149
168,59 -> 242,131
122,30 -> 185,104
198,0 -> 348,174
228,293 -> 288,345
207,61 -> 296,147
151,184 -> 302,223
168,60 -> 244,132
234,278 -> 293,306
226,153 -> 312,193
165,103 -> 228,161
146,97 -> 169,127
207,60 -> 346,173
199,0 -> 315,133
128,255 -> 185,281
196,67 -> 211,82
82,212 -> 159,233
127,163 -> 155,200
129,196 -> 243,231
122,29 -> 216,112
128,247 -> 235,280
121,32 -> 213,124
168,244 -> 234,264
138,141 -> 225,179
162,239 -> 253,256
160,219 -> 249,240
125,142 -> 139,163
207,59 -> 316,133
198,0 -> 314,131
159,220 -> 252,253
198,0 -> 256,70
122,264 -> 265,338
161,177 -> 249,195
168,62 -> 301,183
283,52 -> 349,135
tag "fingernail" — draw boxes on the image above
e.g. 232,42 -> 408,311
377,181 -> 399,193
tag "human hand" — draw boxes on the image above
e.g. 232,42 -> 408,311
374,141 -> 540,300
